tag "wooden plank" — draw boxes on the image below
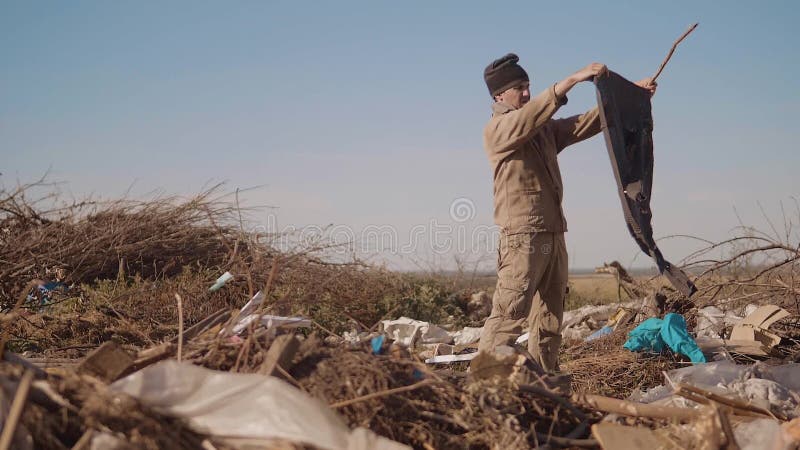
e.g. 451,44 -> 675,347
76,341 -> 134,383
170,308 -> 231,344
575,393 -> 699,422
675,382 -> 779,420
258,334 -> 299,377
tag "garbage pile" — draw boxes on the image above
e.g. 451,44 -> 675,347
4,282 -> 800,450
3,183 -> 800,449
0,295 -> 593,449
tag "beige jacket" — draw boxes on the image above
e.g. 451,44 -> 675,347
484,84 -> 601,234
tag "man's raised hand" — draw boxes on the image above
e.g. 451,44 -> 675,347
576,63 -> 608,82
635,77 -> 658,97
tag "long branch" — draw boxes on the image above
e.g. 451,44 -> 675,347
652,23 -> 699,82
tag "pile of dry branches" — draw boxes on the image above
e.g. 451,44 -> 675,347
663,202 -> 800,313
0,178 -> 259,306
1,180 -> 451,358
0,362 -> 215,450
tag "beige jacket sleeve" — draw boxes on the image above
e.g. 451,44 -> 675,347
551,107 -> 602,153
484,85 -> 567,161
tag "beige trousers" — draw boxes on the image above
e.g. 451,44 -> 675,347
478,232 -> 568,372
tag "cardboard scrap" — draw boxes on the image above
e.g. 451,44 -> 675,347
695,305 -> 791,357
729,305 -> 790,351
468,348 -> 528,382
591,422 -> 667,450
695,337 -> 771,357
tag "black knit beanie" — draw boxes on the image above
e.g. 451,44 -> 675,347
484,53 -> 529,97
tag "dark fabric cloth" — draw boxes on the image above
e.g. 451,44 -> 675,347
484,53 -> 530,97
594,71 -> 697,297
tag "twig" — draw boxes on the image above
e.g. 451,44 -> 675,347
777,279 -> 800,295
330,379 -> 434,408
652,23 -> 699,83
535,434 -> 597,448
0,370 -> 35,450
175,293 -> 184,363
311,320 -> 337,337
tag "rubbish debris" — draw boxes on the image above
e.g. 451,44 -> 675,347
208,271 -> 234,292
227,291 -> 312,335
469,347 -> 531,383
586,325 -> 613,341
695,305 -> 744,339
467,291 -> 492,320
424,353 -> 477,364
633,360 -> 800,420
517,300 -> 637,345
25,281 -> 67,308
730,304 -> 791,349
693,304 -> 795,358
448,326 -> 483,346
370,335 -> 385,354
379,317 -> 452,347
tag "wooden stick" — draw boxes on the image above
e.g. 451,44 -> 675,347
0,280 -> 40,358
652,23 -> 699,83
330,379 -> 434,409
0,370 -> 35,450
174,293 -> 184,363
169,308 -> 230,344
711,402 -> 741,450
573,393 -> 700,422
675,382 -> 779,420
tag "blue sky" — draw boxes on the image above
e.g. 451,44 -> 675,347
2,1 -> 798,271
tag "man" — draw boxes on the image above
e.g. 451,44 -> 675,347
478,53 -> 655,372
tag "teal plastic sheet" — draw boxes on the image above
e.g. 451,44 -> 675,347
623,313 -> 706,363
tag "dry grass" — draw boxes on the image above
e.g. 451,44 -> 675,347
562,327 -> 684,399
566,274 -> 633,309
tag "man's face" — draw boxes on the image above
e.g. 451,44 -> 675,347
495,81 -> 530,109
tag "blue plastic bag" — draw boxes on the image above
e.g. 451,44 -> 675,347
586,325 -> 613,342
370,335 -> 385,354
623,313 -> 706,363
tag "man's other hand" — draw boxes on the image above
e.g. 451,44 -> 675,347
636,77 -> 658,97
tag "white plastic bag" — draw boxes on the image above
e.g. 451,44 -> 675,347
111,360 -> 408,450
